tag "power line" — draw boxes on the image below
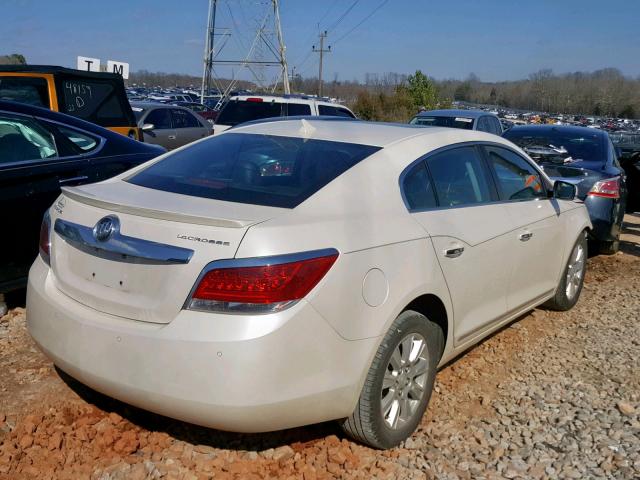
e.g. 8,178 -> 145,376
291,0 -> 340,68
333,0 -> 389,45
317,0 -> 340,26
326,0 -> 360,33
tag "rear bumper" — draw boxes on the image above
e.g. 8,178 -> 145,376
26,256 -> 378,432
584,196 -> 623,242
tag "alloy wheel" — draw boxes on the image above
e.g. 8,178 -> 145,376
380,333 -> 430,429
565,241 -> 585,300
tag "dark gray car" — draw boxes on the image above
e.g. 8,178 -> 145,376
131,102 -> 212,150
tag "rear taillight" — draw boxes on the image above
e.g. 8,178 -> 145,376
588,177 -> 620,199
39,212 -> 51,265
186,249 -> 338,314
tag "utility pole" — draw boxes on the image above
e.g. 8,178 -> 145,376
312,31 -> 330,97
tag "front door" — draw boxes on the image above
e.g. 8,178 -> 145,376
143,108 -> 176,149
403,145 -> 514,345
481,145 -> 564,311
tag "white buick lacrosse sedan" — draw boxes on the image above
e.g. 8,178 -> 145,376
27,118 -> 591,449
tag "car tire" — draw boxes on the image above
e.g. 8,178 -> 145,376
340,310 -> 444,449
544,232 -> 587,311
598,240 -> 619,255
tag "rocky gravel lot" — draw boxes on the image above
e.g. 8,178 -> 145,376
0,214 -> 639,479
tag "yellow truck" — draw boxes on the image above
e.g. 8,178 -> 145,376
0,65 -> 141,140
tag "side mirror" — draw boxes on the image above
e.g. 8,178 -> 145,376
142,123 -> 155,132
553,180 -> 577,200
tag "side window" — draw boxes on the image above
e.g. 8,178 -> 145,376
609,139 -> 622,169
172,109 -> 201,128
56,125 -> 99,153
402,162 -> 437,210
484,146 -> 546,200
144,109 -> 172,129
287,103 -> 312,116
426,146 -> 493,207
318,105 -> 355,118
0,76 -> 50,107
476,117 -> 490,133
0,114 -> 57,164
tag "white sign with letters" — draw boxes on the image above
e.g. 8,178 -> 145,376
107,60 -> 130,79
77,56 -> 101,72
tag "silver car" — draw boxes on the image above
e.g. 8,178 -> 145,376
131,102 -> 211,150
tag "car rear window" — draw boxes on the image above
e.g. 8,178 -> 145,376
410,115 -> 474,130
216,100 -> 284,126
127,133 -> 381,208
56,76 -> 135,127
503,129 -> 605,164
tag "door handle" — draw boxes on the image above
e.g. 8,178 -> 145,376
168,135 -> 176,140
59,175 -> 89,185
519,232 -> 533,242
444,246 -> 464,258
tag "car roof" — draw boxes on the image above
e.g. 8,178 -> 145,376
228,94 -> 350,108
505,124 -> 608,137
229,117 -> 505,148
0,64 -> 123,81
414,109 -> 495,119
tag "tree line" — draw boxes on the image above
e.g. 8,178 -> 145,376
5,52 -> 638,120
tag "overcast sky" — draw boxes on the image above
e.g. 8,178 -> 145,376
3,0 -> 640,83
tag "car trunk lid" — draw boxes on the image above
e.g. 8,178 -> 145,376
50,181 -> 284,324
539,161 -> 606,199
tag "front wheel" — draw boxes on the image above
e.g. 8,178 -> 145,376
544,232 -> 587,311
340,310 -> 444,449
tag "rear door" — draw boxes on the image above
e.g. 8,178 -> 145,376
170,108 -> 208,146
482,144 -> 563,310
0,111 -> 86,288
403,145 -> 513,345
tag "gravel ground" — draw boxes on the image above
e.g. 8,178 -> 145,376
0,214 -> 639,479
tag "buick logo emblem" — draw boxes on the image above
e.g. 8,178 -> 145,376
93,215 -> 119,242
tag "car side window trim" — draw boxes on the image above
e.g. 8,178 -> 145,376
399,141 -> 546,213
479,144 -> 551,203
0,109 -> 107,169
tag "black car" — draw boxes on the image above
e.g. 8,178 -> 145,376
0,100 -> 165,298
503,125 -> 627,254
609,131 -> 640,212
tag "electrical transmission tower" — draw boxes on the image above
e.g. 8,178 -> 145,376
200,0 -> 290,105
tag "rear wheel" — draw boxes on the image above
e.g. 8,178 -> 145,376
340,310 -> 444,449
544,232 -> 587,311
